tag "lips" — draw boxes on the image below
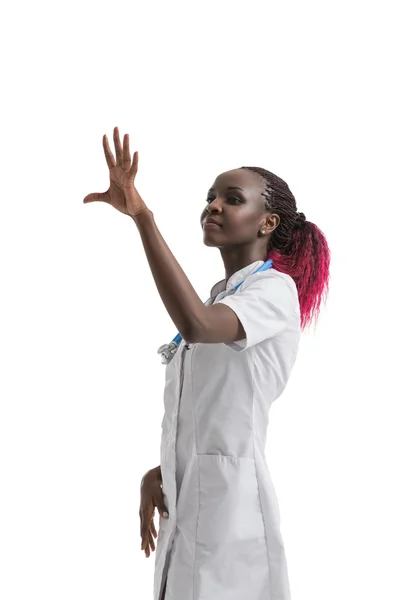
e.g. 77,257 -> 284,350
204,218 -> 222,227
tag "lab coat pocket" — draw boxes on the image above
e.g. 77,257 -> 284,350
196,454 -> 264,545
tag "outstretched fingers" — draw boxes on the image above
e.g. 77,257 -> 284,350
122,133 -> 132,171
113,126 -> 124,167
103,127 -> 138,179
129,150 -> 138,178
103,134 -> 116,169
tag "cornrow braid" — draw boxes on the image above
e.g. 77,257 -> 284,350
240,166 -> 331,330
241,166 -> 299,252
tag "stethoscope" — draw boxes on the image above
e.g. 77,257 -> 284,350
157,259 -> 273,364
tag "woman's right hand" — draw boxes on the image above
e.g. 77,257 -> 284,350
139,466 -> 169,558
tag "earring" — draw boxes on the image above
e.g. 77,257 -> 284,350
260,229 -> 266,235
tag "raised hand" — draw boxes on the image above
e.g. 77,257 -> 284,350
83,126 -> 148,218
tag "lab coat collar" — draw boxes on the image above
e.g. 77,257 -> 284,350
210,260 -> 266,299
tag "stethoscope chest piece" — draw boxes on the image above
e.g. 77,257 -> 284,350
157,341 -> 179,365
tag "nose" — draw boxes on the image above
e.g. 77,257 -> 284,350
206,201 -> 222,214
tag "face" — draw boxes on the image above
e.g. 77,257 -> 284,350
200,169 -> 280,248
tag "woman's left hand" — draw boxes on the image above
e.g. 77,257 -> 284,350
83,126 -> 149,218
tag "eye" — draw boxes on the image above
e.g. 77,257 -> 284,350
206,196 -> 242,204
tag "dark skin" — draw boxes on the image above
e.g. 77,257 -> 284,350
83,128 -> 281,344
200,169 -> 280,283
83,128 -> 281,557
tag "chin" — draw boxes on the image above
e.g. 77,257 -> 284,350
202,227 -> 224,247
203,239 -> 227,249
202,231 -> 222,247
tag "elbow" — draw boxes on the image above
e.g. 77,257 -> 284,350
182,320 -> 204,345
182,325 -> 197,345
183,307 -> 209,344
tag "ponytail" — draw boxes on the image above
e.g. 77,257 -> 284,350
268,220 -> 331,330
240,166 -> 331,330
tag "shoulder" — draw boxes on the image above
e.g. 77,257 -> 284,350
241,267 -> 297,296
239,268 -> 300,318
215,268 -> 300,350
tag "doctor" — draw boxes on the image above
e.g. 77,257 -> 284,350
83,127 -> 330,600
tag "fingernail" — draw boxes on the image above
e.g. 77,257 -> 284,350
163,511 -> 169,518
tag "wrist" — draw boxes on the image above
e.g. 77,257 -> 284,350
130,207 -> 153,225
141,465 -> 161,485
153,465 -> 162,480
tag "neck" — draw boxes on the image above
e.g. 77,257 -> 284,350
219,247 -> 267,283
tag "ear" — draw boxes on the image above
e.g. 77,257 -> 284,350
260,212 -> 280,233
269,213 -> 280,231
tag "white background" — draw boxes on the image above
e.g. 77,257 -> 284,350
1,1 -> 399,598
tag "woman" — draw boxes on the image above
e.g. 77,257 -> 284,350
84,127 -> 330,600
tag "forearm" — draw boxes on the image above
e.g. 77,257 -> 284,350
132,209 -> 206,341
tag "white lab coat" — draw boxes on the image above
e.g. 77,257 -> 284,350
154,261 -> 301,600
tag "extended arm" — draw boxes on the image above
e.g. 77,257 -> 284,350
132,210 -> 245,344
